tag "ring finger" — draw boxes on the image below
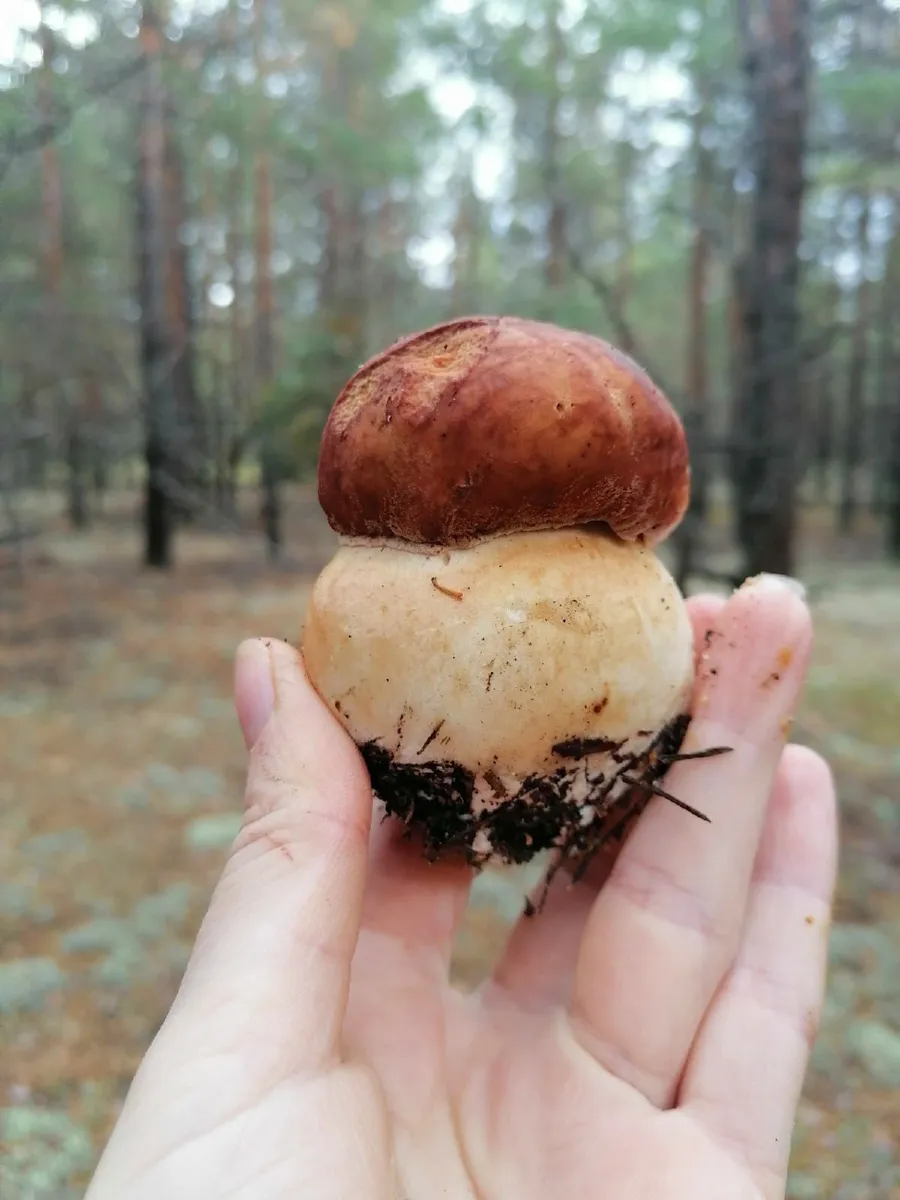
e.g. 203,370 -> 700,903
569,573 -> 812,1108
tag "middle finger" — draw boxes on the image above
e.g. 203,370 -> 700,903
489,593 -> 727,1009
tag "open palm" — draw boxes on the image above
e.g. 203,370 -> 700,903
87,576 -> 836,1200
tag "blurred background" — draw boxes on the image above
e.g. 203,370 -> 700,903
1,0 -> 899,1195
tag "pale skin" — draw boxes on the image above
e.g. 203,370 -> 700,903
86,574 -> 837,1200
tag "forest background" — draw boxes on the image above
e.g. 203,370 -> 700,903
1,1 -> 900,1196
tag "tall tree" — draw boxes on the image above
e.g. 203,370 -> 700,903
685,96 -> 713,520
675,91 -> 714,591
38,3 -> 90,530
137,0 -> 178,568
732,0 -> 812,578
807,275 -> 841,501
872,193 -> 899,520
883,197 -> 900,557
838,192 -> 872,533
163,112 -> 204,516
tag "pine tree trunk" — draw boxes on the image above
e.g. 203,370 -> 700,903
38,5 -> 78,525
884,197 -> 900,557
675,99 -> 713,591
838,194 -> 872,533
810,280 -> 840,502
227,96 -> 245,512
686,103 -> 712,520
812,362 -> 835,502
83,374 -> 104,509
873,195 -> 899,518
66,420 -> 89,530
92,455 -> 108,498
218,0 -> 245,517
163,119 -> 204,518
137,1 -> 177,569
732,0 -> 811,579
19,374 -> 47,488
888,396 -> 900,559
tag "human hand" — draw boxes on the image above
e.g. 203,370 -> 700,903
86,574 -> 837,1200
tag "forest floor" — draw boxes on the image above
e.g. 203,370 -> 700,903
2,485 -> 900,1199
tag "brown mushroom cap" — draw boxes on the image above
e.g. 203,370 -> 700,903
317,315 -> 690,546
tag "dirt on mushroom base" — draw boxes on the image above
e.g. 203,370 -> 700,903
360,712 -> 699,876
1,485 -> 899,1199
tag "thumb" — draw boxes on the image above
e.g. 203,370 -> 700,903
162,638 -> 372,1076
85,640 -> 374,1193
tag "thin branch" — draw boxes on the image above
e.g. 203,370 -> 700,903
0,32 -> 231,187
0,56 -> 146,186
565,239 -> 677,399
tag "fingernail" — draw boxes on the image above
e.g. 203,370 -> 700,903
235,639 -> 276,750
739,573 -> 807,600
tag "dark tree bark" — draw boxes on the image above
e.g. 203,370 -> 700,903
222,157 -> 245,516
731,0 -> 811,579
873,194 -> 899,519
686,101 -> 713,519
838,193 -> 872,533
19,374 -> 47,487
810,278 -> 840,502
65,419 -> 89,529
163,120 -> 204,515
811,359 -> 835,501
137,1 -> 177,568
92,454 -> 108,498
675,95 -> 714,592
39,4 -> 85,529
883,197 -> 900,557
84,375 -> 106,504
218,0 -> 247,517
888,389 -> 900,560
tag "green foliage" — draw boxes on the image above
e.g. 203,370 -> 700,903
254,325 -> 355,478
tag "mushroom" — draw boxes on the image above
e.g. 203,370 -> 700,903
301,315 -> 697,873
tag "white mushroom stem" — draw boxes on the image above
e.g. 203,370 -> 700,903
302,526 -> 694,790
